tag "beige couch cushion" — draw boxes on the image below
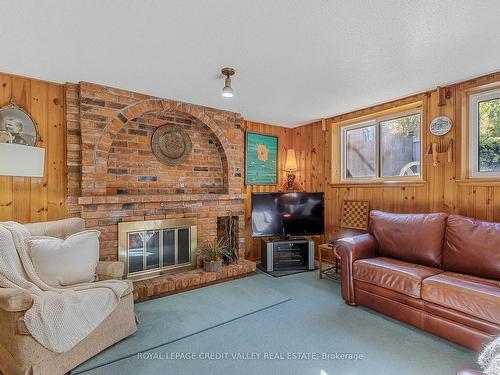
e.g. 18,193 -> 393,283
24,217 -> 85,239
97,261 -> 125,280
0,288 -> 33,312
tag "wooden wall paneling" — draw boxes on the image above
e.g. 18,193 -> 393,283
413,186 -> 430,213
46,84 -> 66,220
29,80 -> 49,222
288,121 -> 326,192
0,73 -> 13,221
313,122 -> 327,191
442,86 -> 458,213
382,188 -> 397,213
370,188 -> 384,211
486,187 -> 495,222
426,90 -> 445,213
323,123 -> 334,234
11,76 -> 32,223
459,185 -> 475,218
0,72 -> 65,223
493,187 -> 500,222
473,186 -> 491,221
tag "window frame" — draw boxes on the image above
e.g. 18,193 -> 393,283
340,108 -> 423,183
340,120 -> 377,182
469,88 -> 500,178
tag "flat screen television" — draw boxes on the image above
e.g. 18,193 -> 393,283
251,192 -> 324,237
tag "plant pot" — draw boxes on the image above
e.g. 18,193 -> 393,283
204,259 -> 222,272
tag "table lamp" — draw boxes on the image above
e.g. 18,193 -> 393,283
284,148 -> 298,190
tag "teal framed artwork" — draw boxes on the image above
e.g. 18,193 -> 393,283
245,131 -> 279,185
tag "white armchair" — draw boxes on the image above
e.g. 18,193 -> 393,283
0,218 -> 137,375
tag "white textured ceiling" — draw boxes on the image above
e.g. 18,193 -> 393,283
1,1 -> 500,126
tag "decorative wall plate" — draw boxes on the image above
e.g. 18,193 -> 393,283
151,125 -> 192,165
429,116 -> 452,136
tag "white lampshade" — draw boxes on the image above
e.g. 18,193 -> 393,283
0,143 -> 45,177
285,149 -> 298,172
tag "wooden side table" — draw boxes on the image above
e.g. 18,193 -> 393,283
318,243 -> 340,279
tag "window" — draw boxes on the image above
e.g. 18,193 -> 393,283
469,89 -> 500,177
344,122 -> 376,179
341,110 -> 421,181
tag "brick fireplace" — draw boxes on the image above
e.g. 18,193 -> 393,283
65,82 -> 248,274
118,217 -> 198,280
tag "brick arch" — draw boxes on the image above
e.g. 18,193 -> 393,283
93,99 -> 232,193
156,108 -> 229,178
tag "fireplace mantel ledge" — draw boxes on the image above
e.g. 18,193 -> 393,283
78,193 -> 244,205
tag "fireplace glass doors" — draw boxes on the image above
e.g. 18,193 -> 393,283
119,218 -> 197,280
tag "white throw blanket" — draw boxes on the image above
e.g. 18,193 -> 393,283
480,336 -> 500,375
0,222 -> 128,353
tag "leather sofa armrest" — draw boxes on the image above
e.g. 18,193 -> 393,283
0,288 -> 33,312
456,370 -> 486,375
333,233 -> 377,306
96,261 -> 125,281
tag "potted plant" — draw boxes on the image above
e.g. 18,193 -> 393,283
197,239 -> 226,272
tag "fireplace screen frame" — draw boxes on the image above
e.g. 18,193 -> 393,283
118,218 -> 197,280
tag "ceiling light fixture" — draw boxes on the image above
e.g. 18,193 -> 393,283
221,67 -> 235,98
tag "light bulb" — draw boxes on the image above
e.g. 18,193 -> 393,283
222,85 -> 233,97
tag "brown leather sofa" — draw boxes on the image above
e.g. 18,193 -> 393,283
334,210 -> 500,351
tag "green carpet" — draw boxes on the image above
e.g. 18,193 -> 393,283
74,270 -> 477,375
71,273 -> 290,374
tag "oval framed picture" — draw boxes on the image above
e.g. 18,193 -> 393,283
429,116 -> 452,136
0,99 -> 39,146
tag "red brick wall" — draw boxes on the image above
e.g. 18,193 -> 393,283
65,83 -> 82,218
65,82 -> 246,261
107,111 -> 226,195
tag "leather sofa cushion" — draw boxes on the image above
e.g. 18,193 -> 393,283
443,215 -> 500,280
422,272 -> 500,324
369,210 -> 448,267
353,257 -> 443,298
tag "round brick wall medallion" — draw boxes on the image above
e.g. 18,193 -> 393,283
151,124 -> 192,165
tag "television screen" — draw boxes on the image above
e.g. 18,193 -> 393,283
251,192 -> 324,237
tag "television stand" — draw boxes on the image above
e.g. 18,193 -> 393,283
260,238 -> 315,273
